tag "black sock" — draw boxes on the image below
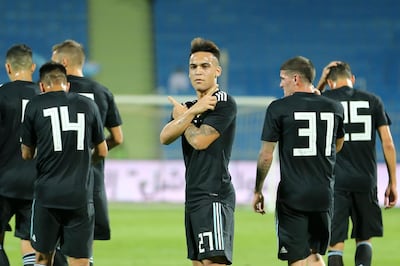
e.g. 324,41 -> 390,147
0,244 -> 10,266
327,250 -> 344,266
53,248 -> 68,266
355,241 -> 372,266
23,252 -> 35,266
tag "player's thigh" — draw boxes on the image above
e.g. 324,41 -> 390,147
186,202 -> 234,264
93,190 -> 110,240
0,196 -> 15,233
351,190 -> 383,239
31,201 -> 61,253
330,190 -> 352,245
308,211 -> 331,255
61,203 -> 95,259
14,198 -> 33,240
276,202 -> 310,262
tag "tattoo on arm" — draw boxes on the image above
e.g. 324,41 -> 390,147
184,124 -> 218,143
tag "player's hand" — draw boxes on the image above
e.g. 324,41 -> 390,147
167,96 -> 188,119
191,87 -> 218,115
384,183 -> 398,209
252,192 -> 265,215
316,61 -> 341,91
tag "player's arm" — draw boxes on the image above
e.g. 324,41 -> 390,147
336,136 -> 345,152
253,141 -> 276,214
21,144 -> 36,160
316,61 -> 341,91
184,123 -> 220,150
106,125 -> 123,150
160,91 -> 217,145
92,140 -> 108,164
377,125 -> 398,208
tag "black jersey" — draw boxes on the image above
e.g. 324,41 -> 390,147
21,91 -> 105,209
182,90 -> 236,212
262,92 -> 345,212
67,75 -> 122,192
0,81 -> 40,199
323,86 -> 390,192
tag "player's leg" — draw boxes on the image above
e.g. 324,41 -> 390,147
91,189 -> 111,265
0,196 -> 14,266
187,202 -> 234,265
52,246 -> 68,266
276,202 -> 310,265
60,203 -> 94,266
307,211 -> 331,266
354,240 -> 372,266
351,190 -> 382,266
0,232 -> 10,266
327,191 -> 351,266
15,199 -> 36,266
30,201 -> 61,265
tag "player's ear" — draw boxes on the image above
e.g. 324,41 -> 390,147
5,63 -> 11,75
39,82 -> 46,93
351,74 -> 355,85
65,82 -> 70,92
31,63 -> 36,73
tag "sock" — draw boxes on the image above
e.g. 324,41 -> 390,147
0,244 -> 10,266
23,252 -> 36,266
90,256 -> 94,266
327,250 -> 344,266
53,248 -> 68,266
355,241 -> 372,266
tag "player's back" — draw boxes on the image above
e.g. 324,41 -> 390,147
0,80 -> 40,199
266,92 -> 344,211
67,75 -> 121,128
22,91 -> 105,209
323,86 -> 389,191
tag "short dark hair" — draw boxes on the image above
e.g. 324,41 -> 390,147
39,62 -> 67,86
6,44 -> 33,71
327,62 -> 352,81
190,37 -> 220,62
280,56 -> 316,83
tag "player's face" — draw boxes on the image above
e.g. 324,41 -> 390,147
189,52 -> 221,94
280,70 -> 295,97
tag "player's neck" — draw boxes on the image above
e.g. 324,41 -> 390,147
66,68 -> 84,77
10,71 -> 33,82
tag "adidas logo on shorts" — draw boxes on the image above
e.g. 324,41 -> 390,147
279,246 -> 288,254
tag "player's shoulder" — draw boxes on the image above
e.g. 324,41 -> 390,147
215,90 -> 236,105
68,75 -> 110,93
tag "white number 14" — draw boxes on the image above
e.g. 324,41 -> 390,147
43,106 -> 85,151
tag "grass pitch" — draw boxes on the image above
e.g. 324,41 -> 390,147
5,203 -> 400,265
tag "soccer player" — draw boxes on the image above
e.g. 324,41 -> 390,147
252,56 -> 345,266
51,39 -> 123,266
160,37 -> 236,266
0,44 -> 40,266
316,61 -> 398,266
21,62 -> 108,266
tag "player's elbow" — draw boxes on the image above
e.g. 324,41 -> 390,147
21,144 -> 34,160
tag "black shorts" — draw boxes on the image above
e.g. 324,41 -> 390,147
93,190 -> 110,240
330,189 -> 383,245
30,200 -> 95,258
185,202 -> 234,264
276,202 -> 331,263
0,196 -> 32,239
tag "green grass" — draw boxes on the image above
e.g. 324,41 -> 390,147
5,203 -> 400,265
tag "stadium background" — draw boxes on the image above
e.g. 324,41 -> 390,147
1,0 -> 399,207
